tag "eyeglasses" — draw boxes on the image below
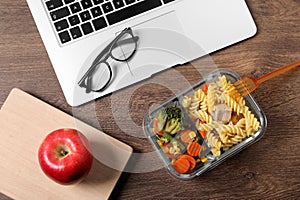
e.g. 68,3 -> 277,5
78,27 -> 139,93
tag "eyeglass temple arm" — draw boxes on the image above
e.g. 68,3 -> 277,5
111,36 -> 139,49
92,27 -> 134,64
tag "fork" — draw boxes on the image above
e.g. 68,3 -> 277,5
233,60 -> 300,97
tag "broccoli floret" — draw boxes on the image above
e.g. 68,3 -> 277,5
157,106 -> 183,134
165,107 -> 182,121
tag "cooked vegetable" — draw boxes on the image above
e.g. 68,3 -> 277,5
173,158 -> 190,174
156,106 -> 183,136
166,153 -> 181,159
202,83 -> 209,93
163,132 -> 185,150
200,131 -> 207,138
162,143 -> 170,153
180,130 -> 196,143
165,118 -> 181,134
163,142 -> 182,159
170,122 -> 181,135
153,119 -> 164,136
157,136 -> 168,147
163,132 -> 173,142
179,155 -> 196,171
164,106 -> 182,121
187,142 -> 201,157
175,139 -> 185,150
153,105 -> 207,175
157,139 -> 164,147
157,110 -> 167,131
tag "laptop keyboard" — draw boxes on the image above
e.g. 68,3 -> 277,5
44,0 -> 176,45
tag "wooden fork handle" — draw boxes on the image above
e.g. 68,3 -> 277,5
256,60 -> 300,85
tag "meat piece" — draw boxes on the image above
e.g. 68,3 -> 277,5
211,103 -> 232,123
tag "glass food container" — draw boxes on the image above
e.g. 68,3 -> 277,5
143,69 -> 267,180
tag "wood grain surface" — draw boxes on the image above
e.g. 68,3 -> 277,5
0,0 -> 299,199
0,89 -> 133,200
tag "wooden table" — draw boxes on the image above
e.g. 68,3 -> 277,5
0,0 -> 299,199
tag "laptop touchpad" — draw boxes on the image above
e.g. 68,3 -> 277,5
117,11 -> 205,80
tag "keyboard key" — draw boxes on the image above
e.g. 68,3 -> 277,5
54,19 -> 69,31
113,0 -> 125,9
58,30 -> 71,43
70,26 -> 83,39
92,17 -> 107,31
81,0 -> 93,9
68,15 -> 80,26
46,0 -> 63,11
79,11 -> 91,22
70,2 -> 82,14
102,2 -> 114,13
163,0 -> 175,3
91,6 -> 102,18
64,0 -> 75,4
93,0 -> 104,5
81,22 -> 94,35
107,0 -> 162,25
124,0 -> 135,5
50,7 -> 70,21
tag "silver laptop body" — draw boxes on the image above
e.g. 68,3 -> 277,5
26,0 -> 257,106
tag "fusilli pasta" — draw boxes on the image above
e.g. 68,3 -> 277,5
182,75 -> 260,156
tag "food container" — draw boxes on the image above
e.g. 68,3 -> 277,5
143,69 -> 267,180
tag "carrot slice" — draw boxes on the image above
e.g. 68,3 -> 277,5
202,83 -> 209,93
157,131 -> 164,136
179,155 -> 196,171
187,142 -> 201,157
180,130 -> 193,143
173,158 -> 190,174
200,131 -> 207,138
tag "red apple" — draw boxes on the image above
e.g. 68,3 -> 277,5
38,128 -> 93,185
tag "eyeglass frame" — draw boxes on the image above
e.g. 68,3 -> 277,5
78,27 -> 139,93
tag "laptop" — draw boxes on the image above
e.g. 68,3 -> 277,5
26,0 -> 257,106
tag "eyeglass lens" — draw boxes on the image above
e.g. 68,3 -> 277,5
86,62 -> 111,92
81,28 -> 137,92
111,32 -> 137,61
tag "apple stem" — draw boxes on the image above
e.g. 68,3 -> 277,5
54,144 -> 71,159
60,149 -> 68,157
